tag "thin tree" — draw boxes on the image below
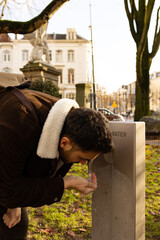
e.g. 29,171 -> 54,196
0,0 -> 69,34
124,0 -> 160,120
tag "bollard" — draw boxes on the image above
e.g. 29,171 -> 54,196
90,122 -> 145,240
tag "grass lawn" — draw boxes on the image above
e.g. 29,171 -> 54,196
27,145 -> 160,240
145,145 -> 160,240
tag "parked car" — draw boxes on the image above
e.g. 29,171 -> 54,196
97,108 -> 125,121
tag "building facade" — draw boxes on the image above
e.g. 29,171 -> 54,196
107,72 -> 160,116
150,71 -> 160,112
0,29 -> 92,99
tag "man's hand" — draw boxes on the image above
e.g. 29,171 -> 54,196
64,173 -> 97,195
3,208 -> 21,228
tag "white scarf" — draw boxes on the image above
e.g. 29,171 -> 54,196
37,98 -> 79,159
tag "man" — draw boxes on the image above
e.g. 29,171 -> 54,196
0,84 -> 113,239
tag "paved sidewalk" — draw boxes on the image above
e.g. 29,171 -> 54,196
146,139 -> 160,146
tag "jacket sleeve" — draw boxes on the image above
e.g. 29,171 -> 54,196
0,107 -> 64,208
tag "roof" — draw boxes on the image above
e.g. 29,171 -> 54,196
47,33 -> 87,41
0,34 -> 11,42
0,72 -> 25,87
23,32 -> 88,41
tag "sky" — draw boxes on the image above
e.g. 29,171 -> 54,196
4,0 -> 160,93
45,0 -> 160,93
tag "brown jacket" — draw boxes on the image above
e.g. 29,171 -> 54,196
0,86 -> 72,208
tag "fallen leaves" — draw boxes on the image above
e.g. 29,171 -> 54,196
67,230 -> 84,240
67,230 -> 76,237
39,227 -> 58,234
148,210 -> 156,216
78,228 -> 87,232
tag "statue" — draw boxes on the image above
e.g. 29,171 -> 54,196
21,22 -> 60,86
29,23 -> 50,64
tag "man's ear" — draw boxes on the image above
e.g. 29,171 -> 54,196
59,137 -> 73,151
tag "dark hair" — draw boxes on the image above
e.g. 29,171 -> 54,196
61,108 -> 113,153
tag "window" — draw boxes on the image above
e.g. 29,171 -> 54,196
68,69 -> 74,84
150,74 -> 154,79
3,51 -> 11,61
156,72 -> 160,77
49,50 -> 52,61
68,50 -> 74,62
56,50 -> 62,62
67,29 -> 76,40
66,93 -> 75,100
68,32 -> 74,40
2,68 -> 12,73
22,50 -> 29,61
58,69 -> 63,84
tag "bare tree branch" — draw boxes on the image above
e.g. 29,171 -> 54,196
136,0 -> 145,36
124,0 -> 138,41
0,0 -> 7,20
135,1 -> 155,81
0,0 -> 69,33
130,0 -> 137,19
149,6 -> 160,59
136,0 -> 155,65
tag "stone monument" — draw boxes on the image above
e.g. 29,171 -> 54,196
29,22 -> 50,64
90,122 -> 145,240
20,23 -> 60,86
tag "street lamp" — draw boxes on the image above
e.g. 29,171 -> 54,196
89,3 -> 96,110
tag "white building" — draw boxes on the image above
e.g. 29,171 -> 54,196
150,71 -> 160,112
0,28 -> 92,99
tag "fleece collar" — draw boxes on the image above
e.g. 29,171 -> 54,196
37,98 -> 79,159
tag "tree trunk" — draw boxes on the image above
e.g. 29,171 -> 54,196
135,43 -> 150,121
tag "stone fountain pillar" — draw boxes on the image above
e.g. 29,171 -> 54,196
90,122 -> 145,240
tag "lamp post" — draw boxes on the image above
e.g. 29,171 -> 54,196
119,91 -> 121,114
89,3 -> 96,110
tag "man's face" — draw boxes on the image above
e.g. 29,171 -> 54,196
59,137 -> 99,164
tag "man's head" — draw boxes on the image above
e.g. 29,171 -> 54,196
59,108 -> 113,164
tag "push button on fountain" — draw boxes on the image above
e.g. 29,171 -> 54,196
54,197 -> 58,202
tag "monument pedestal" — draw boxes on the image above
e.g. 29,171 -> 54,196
90,122 -> 145,240
20,61 -> 61,87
